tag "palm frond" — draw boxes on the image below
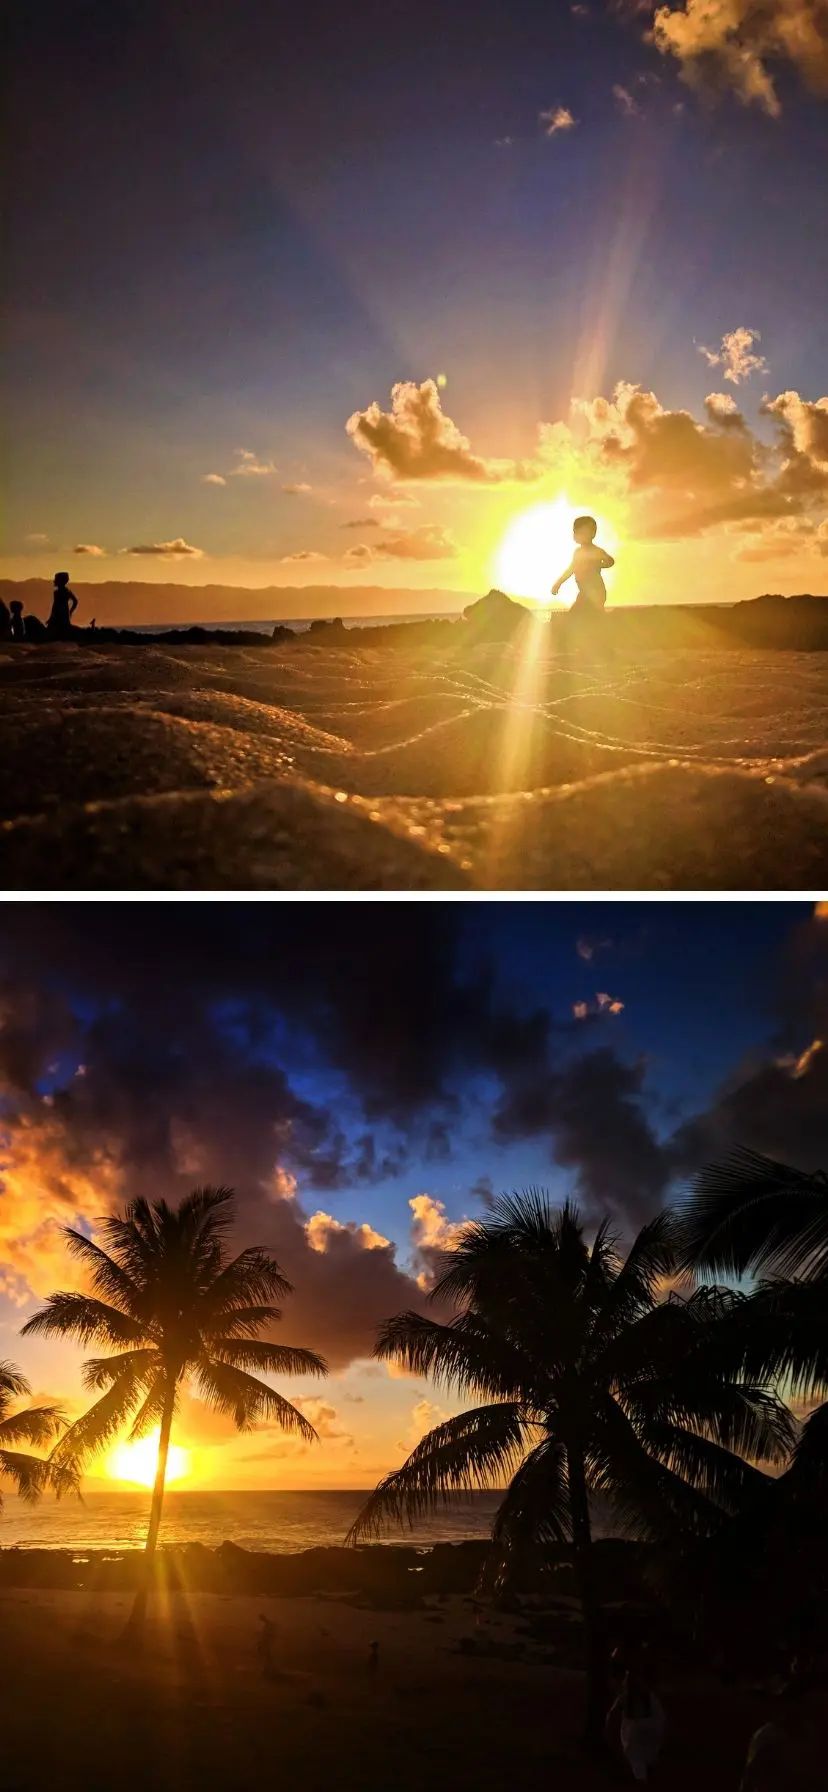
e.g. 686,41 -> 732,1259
128,1374 -> 171,1441
0,1404 -> 66,1449
197,1247 -> 293,1318
81,1348 -> 160,1392
21,1293 -> 149,1348
682,1149 -> 828,1280
202,1304 -> 286,1340
490,1436 -> 571,1558
62,1231 -> 144,1315
373,1310 -> 537,1403
50,1371 -> 147,1468
195,1359 -> 318,1439
591,1211 -> 682,1346
0,1449 -> 50,1505
0,1361 -> 32,1411
347,1403 -> 531,1542
208,1340 -> 327,1378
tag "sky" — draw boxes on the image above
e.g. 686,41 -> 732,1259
3,1 -> 828,615
1,900 -> 826,1491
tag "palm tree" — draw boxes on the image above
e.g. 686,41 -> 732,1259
0,1362 -> 66,1506
22,1186 -> 327,1637
682,1146 -> 828,1496
347,1193 -> 793,1741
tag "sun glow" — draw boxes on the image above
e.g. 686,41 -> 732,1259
106,1429 -> 190,1489
494,498 -> 619,605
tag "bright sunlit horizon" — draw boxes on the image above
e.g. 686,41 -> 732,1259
105,1429 -> 190,1489
493,498 -> 621,604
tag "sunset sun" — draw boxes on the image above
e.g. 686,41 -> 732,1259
495,498 -> 578,604
106,1430 -> 190,1489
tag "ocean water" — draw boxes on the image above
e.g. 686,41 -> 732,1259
0,1488 -> 504,1553
126,613 -> 459,636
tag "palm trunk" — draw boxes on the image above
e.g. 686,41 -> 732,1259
121,1382 -> 176,1642
568,1446 -> 609,1747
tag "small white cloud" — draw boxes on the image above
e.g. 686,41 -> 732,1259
540,105 -> 577,135
698,327 -> 768,385
25,532 -> 49,544
280,549 -> 328,562
282,482 -> 312,495
613,83 -> 641,116
367,491 -> 420,510
230,449 -> 278,477
74,544 -> 106,556
121,538 -> 205,559
202,473 -> 226,485
494,135 -> 514,148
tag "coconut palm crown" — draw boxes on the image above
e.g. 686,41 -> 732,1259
0,1361 -> 65,1505
348,1193 -> 793,1736
22,1186 -> 326,1627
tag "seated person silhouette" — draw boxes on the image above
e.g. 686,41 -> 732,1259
9,600 -> 26,642
0,600 -> 11,642
47,571 -> 79,639
551,515 -> 614,615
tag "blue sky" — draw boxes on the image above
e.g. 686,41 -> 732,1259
5,2 -> 828,616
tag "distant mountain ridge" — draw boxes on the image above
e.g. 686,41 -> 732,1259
0,579 -> 473,628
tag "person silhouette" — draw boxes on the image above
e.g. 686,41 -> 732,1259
47,571 -> 78,639
0,600 -> 11,642
9,600 -> 26,642
551,515 -> 614,613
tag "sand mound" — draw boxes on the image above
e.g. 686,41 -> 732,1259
1,638 -> 826,888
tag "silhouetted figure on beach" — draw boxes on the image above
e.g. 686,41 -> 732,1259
24,612 -> 47,642
0,601 -> 11,642
367,1639 -> 379,1675
9,601 -> 26,642
739,1680 -> 817,1790
256,1612 -> 277,1677
606,1666 -> 666,1784
551,515 -> 614,615
47,571 -> 78,639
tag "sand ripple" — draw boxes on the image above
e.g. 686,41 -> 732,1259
1,639 -> 827,889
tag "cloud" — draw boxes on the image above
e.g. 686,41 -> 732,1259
576,935 -> 613,962
292,1397 -> 353,1441
25,533 -> 49,544
698,327 -> 768,384
572,993 -> 625,1019
280,550 -> 328,562
282,483 -> 312,495
73,544 -> 106,557
202,474 -> 227,486
734,515 -> 828,560
367,491 -> 420,510
397,1396 -> 447,1452
613,82 -> 642,114
650,1 -> 828,118
121,539 -> 205,559
230,449 -> 278,477
344,526 -> 458,563
494,135 -> 514,147
541,377 -> 828,542
305,1211 -> 391,1253
346,379 -> 537,485
540,105 -> 578,134
340,518 -> 380,529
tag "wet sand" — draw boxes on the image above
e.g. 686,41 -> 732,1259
2,637 -> 827,888
1,1586 -> 776,1792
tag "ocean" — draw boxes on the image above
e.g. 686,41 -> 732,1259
126,613 -> 460,635
0,1488 -> 504,1553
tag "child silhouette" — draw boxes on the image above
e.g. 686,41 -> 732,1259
551,515 -> 614,611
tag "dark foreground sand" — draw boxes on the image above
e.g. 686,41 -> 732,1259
2,636 -> 828,888
0,1586 -> 797,1792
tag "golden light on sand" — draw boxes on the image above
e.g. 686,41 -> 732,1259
106,1429 -> 190,1489
495,497 -> 578,603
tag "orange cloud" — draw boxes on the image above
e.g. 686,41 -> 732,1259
346,379 -> 538,485
651,1 -> 828,117
73,543 -> 106,556
121,539 -> 204,559
699,327 -> 768,384
305,1210 -> 391,1254
344,525 -> 458,563
540,105 -> 577,134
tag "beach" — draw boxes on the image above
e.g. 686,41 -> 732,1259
1,633 -> 828,889
0,1578 -> 785,1792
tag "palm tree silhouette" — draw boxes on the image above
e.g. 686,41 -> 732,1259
0,1361 -> 66,1506
348,1193 -> 792,1741
683,1146 -> 828,1494
22,1186 -> 326,1636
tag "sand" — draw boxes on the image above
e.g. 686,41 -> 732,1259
2,636 -> 828,889
0,1585 -> 780,1791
